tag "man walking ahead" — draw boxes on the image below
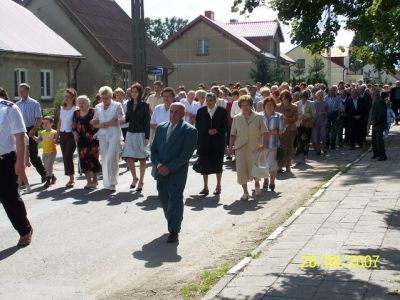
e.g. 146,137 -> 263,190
371,87 -> 387,161
151,100 -> 197,243
0,93 -> 33,247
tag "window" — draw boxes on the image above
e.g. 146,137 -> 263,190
40,70 -> 53,100
14,68 -> 28,97
122,69 -> 131,90
196,39 -> 209,56
297,59 -> 306,69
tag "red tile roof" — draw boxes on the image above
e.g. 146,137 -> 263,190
59,0 -> 173,68
227,21 -> 284,41
160,15 -> 285,60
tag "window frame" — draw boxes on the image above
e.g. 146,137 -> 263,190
121,69 -> 131,91
40,69 -> 53,100
14,68 -> 28,99
196,39 -> 209,56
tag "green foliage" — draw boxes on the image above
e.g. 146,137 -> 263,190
232,0 -> 400,72
349,34 -> 366,72
145,17 -> 188,45
250,57 -> 284,84
180,264 -> 231,299
51,83 -> 67,128
105,65 -> 123,91
306,57 -> 327,85
292,59 -> 306,84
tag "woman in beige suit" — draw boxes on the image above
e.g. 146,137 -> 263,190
228,95 -> 268,201
276,90 -> 298,172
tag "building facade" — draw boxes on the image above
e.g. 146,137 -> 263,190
160,12 -> 293,90
24,0 -> 173,95
1,0 -> 82,105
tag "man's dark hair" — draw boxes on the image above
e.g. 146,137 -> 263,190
161,87 -> 176,98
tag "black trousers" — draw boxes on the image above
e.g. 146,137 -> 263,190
347,119 -> 364,148
372,126 -> 386,158
0,152 -> 32,236
59,132 -> 76,176
27,127 -> 46,178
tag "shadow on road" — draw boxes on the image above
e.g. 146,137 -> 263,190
136,195 -> 162,211
185,195 -> 221,211
0,246 -> 20,261
132,234 -> 181,268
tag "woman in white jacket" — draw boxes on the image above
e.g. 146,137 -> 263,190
90,86 -> 125,192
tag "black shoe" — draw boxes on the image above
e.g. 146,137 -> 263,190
377,156 -> 387,161
330,146 -> 336,150
41,175 -> 47,183
371,155 -> 379,159
51,175 -> 57,185
213,187 -> 221,195
43,177 -> 51,189
167,232 -> 179,243
226,156 -> 232,160
269,184 -> 275,192
199,188 -> 209,196
316,151 -> 322,156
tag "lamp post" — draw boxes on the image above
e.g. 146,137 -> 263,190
131,0 -> 147,85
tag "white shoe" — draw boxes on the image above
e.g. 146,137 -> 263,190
25,185 -> 31,193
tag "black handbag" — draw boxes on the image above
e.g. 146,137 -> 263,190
192,158 -> 203,173
276,128 -> 284,161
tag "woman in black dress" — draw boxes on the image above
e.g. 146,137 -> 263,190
195,92 -> 229,195
72,95 -> 101,189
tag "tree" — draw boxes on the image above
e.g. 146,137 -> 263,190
349,34 -> 365,72
249,57 -> 284,84
307,57 -> 327,84
231,0 -> 400,72
292,59 -> 306,84
145,17 -> 188,45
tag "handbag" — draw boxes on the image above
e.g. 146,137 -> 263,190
251,152 -> 269,179
192,158 -> 203,173
276,128 -> 284,161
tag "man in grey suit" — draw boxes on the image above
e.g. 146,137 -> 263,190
151,91 -> 198,243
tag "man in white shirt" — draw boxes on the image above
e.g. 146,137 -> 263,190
0,94 -> 33,247
180,90 -> 200,124
150,87 -> 175,140
147,81 -> 164,113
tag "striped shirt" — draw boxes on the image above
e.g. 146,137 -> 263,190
324,95 -> 342,114
16,97 -> 42,128
263,112 -> 285,149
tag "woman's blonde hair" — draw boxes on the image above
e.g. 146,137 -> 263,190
238,95 -> 253,108
98,86 -> 113,97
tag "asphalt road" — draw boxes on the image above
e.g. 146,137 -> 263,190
0,146 -> 363,299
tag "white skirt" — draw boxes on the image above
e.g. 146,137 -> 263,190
122,132 -> 149,159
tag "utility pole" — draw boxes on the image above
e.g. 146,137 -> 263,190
131,0 -> 147,85
326,6 -> 332,86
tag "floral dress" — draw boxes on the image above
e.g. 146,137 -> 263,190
72,108 -> 101,173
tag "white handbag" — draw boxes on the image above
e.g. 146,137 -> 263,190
251,151 -> 269,179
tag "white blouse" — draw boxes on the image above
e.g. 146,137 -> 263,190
93,100 -> 125,141
59,106 -> 78,132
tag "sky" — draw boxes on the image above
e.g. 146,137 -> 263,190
115,0 -> 354,53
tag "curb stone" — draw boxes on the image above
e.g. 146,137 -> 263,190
202,146 -> 372,300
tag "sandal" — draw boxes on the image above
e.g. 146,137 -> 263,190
65,181 -> 74,188
130,178 -> 139,189
213,186 -> 221,195
136,182 -> 144,192
240,193 -> 250,201
199,188 -> 209,196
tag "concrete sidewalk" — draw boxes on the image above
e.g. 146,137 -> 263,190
208,127 -> 400,300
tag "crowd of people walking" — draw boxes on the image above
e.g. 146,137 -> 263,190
1,79 -> 398,245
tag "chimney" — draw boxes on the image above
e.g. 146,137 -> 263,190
230,19 -> 238,23
204,11 -> 215,20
